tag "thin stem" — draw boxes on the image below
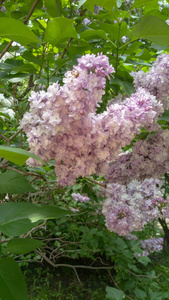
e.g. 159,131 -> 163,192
107,37 -> 117,49
51,38 -> 72,77
84,177 -> 106,188
12,84 -> 20,124
115,21 -> 122,95
23,0 -> 40,24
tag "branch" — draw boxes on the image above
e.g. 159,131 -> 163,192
23,0 -> 40,24
35,250 -> 82,284
0,0 -> 40,60
51,38 -> 72,77
18,75 -> 34,101
84,177 -> 107,188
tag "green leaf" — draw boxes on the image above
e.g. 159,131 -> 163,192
80,29 -> 106,40
0,18 -> 40,46
84,0 -> 117,13
100,22 -> 128,41
149,291 -> 167,300
134,288 -> 147,299
77,0 -> 87,9
0,145 -> 44,166
0,170 -> 35,194
0,73 -> 29,82
138,256 -> 151,266
0,112 -> 10,119
158,109 -> 169,122
0,202 -> 68,236
22,51 -> 42,66
132,0 -> 155,9
111,78 -> 135,96
7,238 -> 43,254
130,15 -> 169,46
12,64 -> 38,73
116,0 -> 122,8
0,257 -> 27,300
44,0 -> 62,17
106,286 -> 125,300
44,17 -> 77,45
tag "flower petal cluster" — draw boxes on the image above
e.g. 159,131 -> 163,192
102,179 -> 168,236
131,53 -> 169,109
136,238 -> 163,257
21,54 -> 163,186
106,129 -> 169,185
71,193 -> 90,203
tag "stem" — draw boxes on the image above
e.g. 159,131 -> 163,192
23,0 -> 40,25
158,218 -> 169,250
35,43 -> 47,92
12,84 -> 20,124
51,38 -> 72,77
84,177 -> 107,188
115,21 -> 122,95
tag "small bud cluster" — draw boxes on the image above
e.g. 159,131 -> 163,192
71,193 -> 90,203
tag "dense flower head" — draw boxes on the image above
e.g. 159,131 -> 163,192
102,178 -> 169,236
106,129 -> 169,185
131,53 -> 169,109
21,54 -> 163,186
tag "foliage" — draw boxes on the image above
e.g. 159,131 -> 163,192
1,0 -> 169,299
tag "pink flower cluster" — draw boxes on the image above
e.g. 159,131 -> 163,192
102,178 -> 169,236
106,129 -> 169,185
131,53 -> 169,109
21,54 -> 163,186
137,238 -> 163,257
71,193 -> 90,203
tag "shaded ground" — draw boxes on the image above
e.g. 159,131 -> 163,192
25,259 -> 113,300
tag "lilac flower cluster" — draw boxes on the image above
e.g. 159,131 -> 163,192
131,53 -> 169,109
71,193 -> 90,203
102,178 -> 169,236
106,129 -> 169,185
21,54 -> 163,186
137,238 -> 163,257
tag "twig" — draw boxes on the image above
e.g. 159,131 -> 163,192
18,75 -> 34,101
23,0 -> 40,24
84,177 -> 107,188
0,41 -> 13,60
9,129 -> 23,142
35,249 -> 82,284
21,220 -> 47,238
12,83 -> 20,124
51,38 -> 72,77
